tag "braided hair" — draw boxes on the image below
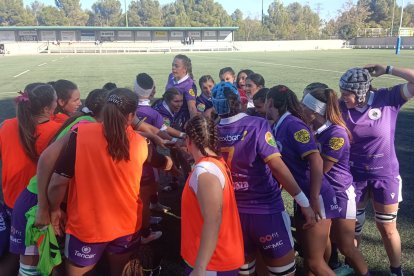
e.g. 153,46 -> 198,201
185,115 -> 220,157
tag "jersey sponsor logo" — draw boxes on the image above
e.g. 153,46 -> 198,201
82,246 -> 91,254
197,103 -> 206,112
259,232 -> 279,243
219,134 -> 242,142
188,88 -> 196,97
75,246 -> 96,259
329,137 -> 345,150
265,131 -> 277,147
368,108 -> 382,120
294,129 -> 310,143
233,181 -> 249,191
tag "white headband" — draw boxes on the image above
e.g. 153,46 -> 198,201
134,79 -> 154,97
302,93 -> 326,116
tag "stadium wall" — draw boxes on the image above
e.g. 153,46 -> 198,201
350,37 -> 414,49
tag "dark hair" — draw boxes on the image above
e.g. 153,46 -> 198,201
136,73 -> 154,90
102,88 -> 138,162
223,88 -> 241,117
17,84 -> 56,162
267,85 -> 307,123
219,67 -> 235,79
236,69 -> 254,89
246,73 -> 265,87
152,87 -> 181,107
198,75 -> 215,90
174,54 -> 194,80
309,88 -> 352,140
103,82 -> 117,91
253,88 -> 269,103
185,115 -> 220,156
52,79 -> 78,115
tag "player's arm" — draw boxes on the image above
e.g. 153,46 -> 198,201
365,64 -> 414,99
188,99 -> 199,118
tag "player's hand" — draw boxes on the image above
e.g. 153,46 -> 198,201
364,64 -> 386,77
50,208 -> 66,236
301,206 -> 316,230
34,206 -> 50,230
310,196 -> 322,222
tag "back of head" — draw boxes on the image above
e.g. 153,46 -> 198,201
102,82 -> 117,91
253,87 -> 269,102
163,87 -> 181,103
185,114 -> 220,157
339,67 -> 372,105
102,88 -> 138,162
303,82 -> 328,98
52,79 -> 78,114
134,73 -> 154,98
246,73 -> 265,87
84,89 -> 110,117
16,84 -> 56,162
174,54 -> 193,80
267,85 -> 305,122
211,81 -> 240,117
308,88 -> 352,140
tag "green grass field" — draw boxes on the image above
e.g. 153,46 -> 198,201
0,50 -> 413,275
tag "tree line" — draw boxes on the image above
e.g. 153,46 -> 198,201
1,0 -> 414,40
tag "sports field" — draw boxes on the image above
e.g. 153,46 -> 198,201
0,50 -> 413,275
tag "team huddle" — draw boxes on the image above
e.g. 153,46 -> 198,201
0,54 -> 413,276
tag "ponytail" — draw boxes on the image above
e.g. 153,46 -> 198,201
17,84 -> 56,162
311,88 -> 352,141
102,88 -> 138,162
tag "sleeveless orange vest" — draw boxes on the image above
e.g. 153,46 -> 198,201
0,118 -> 61,207
65,123 -> 148,242
181,156 -> 244,271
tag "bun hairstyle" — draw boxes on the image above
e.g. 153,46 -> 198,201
102,88 -> 138,162
185,115 -> 220,156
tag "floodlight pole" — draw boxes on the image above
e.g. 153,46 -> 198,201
396,0 -> 404,55
125,0 -> 128,27
262,0 -> 264,25
391,0 -> 396,36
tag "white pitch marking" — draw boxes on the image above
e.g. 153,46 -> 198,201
38,63 -> 47,67
13,70 -> 30,78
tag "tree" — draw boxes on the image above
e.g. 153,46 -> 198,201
335,0 -> 371,39
55,0 -> 88,25
37,6 -> 68,25
127,0 -> 163,26
90,0 -> 122,26
265,0 -> 292,39
29,0 -> 45,25
0,0 -> 36,25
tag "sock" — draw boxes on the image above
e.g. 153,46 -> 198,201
328,243 -> 341,269
390,266 -> 403,276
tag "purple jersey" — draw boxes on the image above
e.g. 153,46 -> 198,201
340,85 -> 407,181
315,122 -> 353,192
153,100 -> 180,129
196,94 -> 213,113
136,101 -> 165,129
218,113 -> 285,215
272,113 -> 330,196
136,101 -> 165,180
165,73 -> 197,121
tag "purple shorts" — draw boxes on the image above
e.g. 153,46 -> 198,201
295,187 -> 340,220
65,232 -> 141,267
10,189 -> 38,255
239,211 -> 294,259
185,263 -> 239,276
353,176 -> 402,205
0,202 -> 12,256
335,185 -> 357,219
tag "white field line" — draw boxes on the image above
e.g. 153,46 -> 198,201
38,63 -> 47,67
207,56 -> 401,81
13,70 -> 30,78
0,91 -> 19,95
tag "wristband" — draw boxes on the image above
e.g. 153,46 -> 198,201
179,132 -> 186,138
170,138 -> 178,143
386,65 -> 393,75
294,191 -> 310,208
